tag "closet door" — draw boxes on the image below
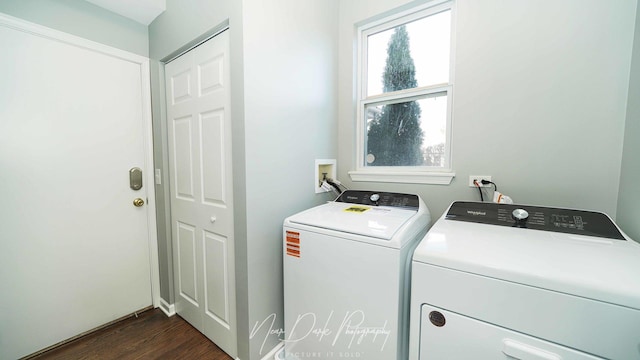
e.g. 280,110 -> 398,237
165,29 -> 237,358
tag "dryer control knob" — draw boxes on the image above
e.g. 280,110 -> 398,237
512,208 -> 529,220
512,208 -> 529,228
370,193 -> 380,203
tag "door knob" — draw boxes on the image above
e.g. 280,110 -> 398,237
133,198 -> 145,207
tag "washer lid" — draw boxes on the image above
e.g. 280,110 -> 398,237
287,201 -> 418,240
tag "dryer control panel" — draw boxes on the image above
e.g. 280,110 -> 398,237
335,190 -> 419,210
445,201 -> 625,240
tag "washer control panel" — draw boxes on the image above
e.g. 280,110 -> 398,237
445,201 -> 625,240
335,190 -> 419,210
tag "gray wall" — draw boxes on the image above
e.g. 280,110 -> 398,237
149,1 -> 339,359
0,0 -> 148,56
338,0 -> 637,222
242,1 -> 338,358
618,3 -> 640,241
148,0 -> 236,60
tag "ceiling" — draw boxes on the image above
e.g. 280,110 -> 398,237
85,0 -> 166,25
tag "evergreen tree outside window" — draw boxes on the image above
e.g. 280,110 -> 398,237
352,0 -> 455,184
366,26 -> 424,166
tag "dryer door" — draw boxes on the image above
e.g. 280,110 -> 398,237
418,305 -> 603,360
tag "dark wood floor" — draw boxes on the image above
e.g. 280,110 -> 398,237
29,309 -> 233,360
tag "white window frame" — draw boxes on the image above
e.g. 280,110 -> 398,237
349,0 -> 456,185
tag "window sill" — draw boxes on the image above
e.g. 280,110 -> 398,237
348,170 -> 455,185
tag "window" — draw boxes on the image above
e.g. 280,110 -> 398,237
350,1 -> 455,184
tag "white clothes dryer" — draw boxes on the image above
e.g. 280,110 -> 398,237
283,190 -> 431,360
409,201 -> 640,360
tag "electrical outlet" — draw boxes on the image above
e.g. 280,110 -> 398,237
469,175 -> 492,187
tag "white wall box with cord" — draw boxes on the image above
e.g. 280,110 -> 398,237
315,159 -> 336,193
472,178 -> 513,203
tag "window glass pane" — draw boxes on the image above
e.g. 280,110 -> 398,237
367,10 -> 451,96
364,93 -> 447,167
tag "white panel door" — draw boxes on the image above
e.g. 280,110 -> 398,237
165,30 -> 237,358
0,15 -> 155,360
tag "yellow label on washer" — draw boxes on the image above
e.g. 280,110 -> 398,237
344,206 -> 371,213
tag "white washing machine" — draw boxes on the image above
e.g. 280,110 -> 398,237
283,190 -> 431,360
409,201 -> 640,360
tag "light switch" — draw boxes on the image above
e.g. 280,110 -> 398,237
155,169 -> 162,185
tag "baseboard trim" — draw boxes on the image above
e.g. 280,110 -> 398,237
22,306 -> 153,359
260,342 -> 284,360
159,298 -> 176,317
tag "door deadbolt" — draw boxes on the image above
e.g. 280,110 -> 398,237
129,167 -> 143,190
133,198 -> 145,207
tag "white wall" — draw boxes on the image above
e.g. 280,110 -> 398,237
617,3 -> 640,241
338,0 -> 637,221
0,0 -> 148,56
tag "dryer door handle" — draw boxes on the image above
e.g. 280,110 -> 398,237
502,339 -> 562,360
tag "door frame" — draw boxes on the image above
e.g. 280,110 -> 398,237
0,12 -> 161,308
